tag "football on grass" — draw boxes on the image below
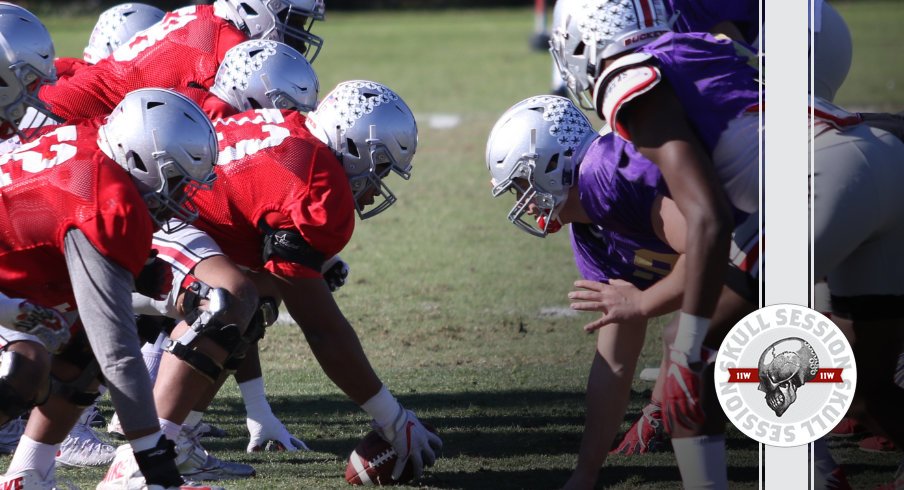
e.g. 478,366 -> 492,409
344,425 -> 437,486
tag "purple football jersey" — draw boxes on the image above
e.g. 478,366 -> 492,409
665,0 -> 759,43
570,134 -> 678,289
638,32 -> 759,153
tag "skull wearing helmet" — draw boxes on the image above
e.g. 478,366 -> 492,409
757,338 -> 819,417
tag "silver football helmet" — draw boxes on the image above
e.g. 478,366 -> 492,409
210,40 -> 318,113
0,3 -> 57,141
486,95 -> 596,237
215,0 -> 325,62
83,3 -> 165,64
550,0 -> 671,109
98,89 -> 218,232
305,80 -> 416,220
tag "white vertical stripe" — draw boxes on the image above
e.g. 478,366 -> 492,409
763,0 -> 811,487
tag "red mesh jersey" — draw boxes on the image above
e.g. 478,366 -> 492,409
39,5 -> 247,122
178,86 -> 239,121
54,57 -> 90,81
0,122 -> 154,310
195,109 -> 356,278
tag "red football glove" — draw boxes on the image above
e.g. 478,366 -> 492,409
611,402 -> 668,455
663,349 -> 706,434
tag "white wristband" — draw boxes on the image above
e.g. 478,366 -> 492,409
672,312 -> 711,363
361,385 -> 401,429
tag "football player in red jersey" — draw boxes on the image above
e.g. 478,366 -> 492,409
98,40 -> 321,481
0,88 -> 218,490
104,80 -> 443,486
37,0 -> 325,123
53,3 -> 165,81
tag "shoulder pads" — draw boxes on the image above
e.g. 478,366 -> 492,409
592,53 -> 661,140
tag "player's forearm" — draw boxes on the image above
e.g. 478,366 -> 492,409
681,208 -> 731,318
299,318 -> 382,405
64,229 -> 160,435
639,255 -> 686,318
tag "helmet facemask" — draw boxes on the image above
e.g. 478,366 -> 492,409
125,129 -> 216,233
0,61 -> 59,141
486,96 -> 592,238
276,3 -> 324,62
307,80 -> 417,221
491,129 -> 571,237
99,89 -> 218,233
339,124 -> 412,220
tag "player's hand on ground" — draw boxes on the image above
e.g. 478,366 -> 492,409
610,403 -> 667,455
569,279 -> 644,331
374,408 -> 443,480
246,411 -> 310,452
663,349 -> 706,434
14,300 -> 70,352
321,255 -> 350,292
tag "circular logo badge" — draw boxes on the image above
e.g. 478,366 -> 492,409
714,304 -> 857,447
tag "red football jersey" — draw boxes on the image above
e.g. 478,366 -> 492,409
0,123 -> 154,310
54,57 -> 90,80
194,109 -> 355,278
178,86 -> 239,121
39,5 -> 247,121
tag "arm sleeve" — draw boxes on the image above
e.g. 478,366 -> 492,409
64,228 -> 159,434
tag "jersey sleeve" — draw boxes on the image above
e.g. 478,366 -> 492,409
39,62 -> 124,121
82,155 -> 156,277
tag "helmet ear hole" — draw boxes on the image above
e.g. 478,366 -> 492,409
128,151 -> 148,173
345,138 -> 359,159
238,2 -> 259,16
545,154 -> 559,174
248,97 -> 263,109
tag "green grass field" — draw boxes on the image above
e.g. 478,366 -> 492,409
6,3 -> 902,489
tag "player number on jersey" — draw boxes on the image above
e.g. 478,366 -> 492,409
0,126 -> 78,187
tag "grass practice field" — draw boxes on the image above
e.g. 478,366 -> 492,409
6,2 -> 903,489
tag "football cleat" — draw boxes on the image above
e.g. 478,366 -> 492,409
610,403 -> 669,455
663,349 -> 706,434
175,426 -> 256,480
0,469 -> 77,490
84,404 -> 107,428
0,417 -> 25,454
98,444 -> 225,490
193,421 -> 227,439
56,421 -> 116,467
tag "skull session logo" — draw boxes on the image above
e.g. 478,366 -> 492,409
714,304 -> 856,447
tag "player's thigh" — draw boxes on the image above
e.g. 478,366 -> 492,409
813,125 -> 904,291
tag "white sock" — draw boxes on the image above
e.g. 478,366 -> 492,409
159,419 -> 181,442
672,313 -> 711,364
239,377 -> 272,420
129,431 -> 164,453
7,435 -> 58,480
672,435 -> 728,489
184,411 -> 204,429
142,333 -> 167,384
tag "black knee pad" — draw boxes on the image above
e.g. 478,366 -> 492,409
0,349 -> 51,420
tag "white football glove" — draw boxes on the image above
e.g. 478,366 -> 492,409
13,301 -> 70,353
246,410 -> 310,452
374,407 -> 443,480
321,255 -> 350,292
